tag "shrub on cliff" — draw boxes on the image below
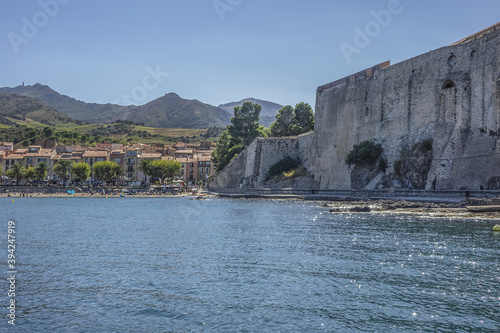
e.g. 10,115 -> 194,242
265,156 -> 298,181
345,141 -> 383,167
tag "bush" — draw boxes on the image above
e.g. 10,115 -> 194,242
377,156 -> 388,172
265,156 -> 298,181
394,139 -> 433,175
345,141 -> 382,166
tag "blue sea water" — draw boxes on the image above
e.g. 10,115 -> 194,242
1,197 -> 499,332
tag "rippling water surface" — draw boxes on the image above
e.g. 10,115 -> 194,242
2,197 -> 500,332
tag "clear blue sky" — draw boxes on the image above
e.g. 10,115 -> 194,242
1,0 -> 499,109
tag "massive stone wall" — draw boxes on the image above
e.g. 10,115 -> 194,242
208,133 -> 314,192
209,23 -> 500,192
311,23 -> 500,190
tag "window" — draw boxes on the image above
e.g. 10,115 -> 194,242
447,54 -> 456,68
442,80 -> 456,89
127,166 -> 134,172
26,158 -> 32,164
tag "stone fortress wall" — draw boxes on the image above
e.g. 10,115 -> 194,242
209,22 -> 500,192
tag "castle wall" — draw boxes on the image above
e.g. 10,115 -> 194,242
209,23 -> 500,192
312,25 -> 500,190
208,133 -> 314,191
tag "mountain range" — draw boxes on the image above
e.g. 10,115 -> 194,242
0,84 -> 284,129
0,92 -> 74,126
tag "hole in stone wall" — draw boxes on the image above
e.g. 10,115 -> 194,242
442,80 -> 456,89
365,107 -> 369,116
470,49 -> 476,59
447,54 -> 457,68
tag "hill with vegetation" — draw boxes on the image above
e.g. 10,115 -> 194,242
0,84 -> 233,129
0,84 -> 134,123
0,93 -> 74,126
123,93 -> 232,129
218,98 -> 284,127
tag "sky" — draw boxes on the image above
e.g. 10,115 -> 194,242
1,0 -> 499,110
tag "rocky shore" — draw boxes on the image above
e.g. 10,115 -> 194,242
325,197 -> 500,219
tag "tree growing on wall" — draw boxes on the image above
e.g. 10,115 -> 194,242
345,140 -> 384,170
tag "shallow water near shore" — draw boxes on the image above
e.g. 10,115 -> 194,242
2,197 -> 499,332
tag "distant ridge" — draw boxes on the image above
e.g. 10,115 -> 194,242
122,93 -> 232,129
218,98 -> 284,127
0,84 -> 284,129
0,84 -> 134,123
0,84 -> 232,129
0,92 -> 74,125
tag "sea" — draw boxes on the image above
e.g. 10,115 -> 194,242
1,197 -> 499,332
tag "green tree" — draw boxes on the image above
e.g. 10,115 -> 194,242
43,126 -> 54,137
53,160 -> 73,186
211,131 -> 237,172
345,141 -> 383,167
164,160 -> 182,182
6,163 -> 25,185
93,161 -> 122,185
292,102 -> 314,134
149,160 -> 181,184
270,105 -> 296,137
270,103 -> 314,137
138,159 -> 154,180
24,166 -> 37,183
35,162 -> 49,183
72,162 -> 91,185
228,101 -> 263,146
212,101 -> 265,171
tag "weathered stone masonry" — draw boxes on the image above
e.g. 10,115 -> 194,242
209,23 -> 500,192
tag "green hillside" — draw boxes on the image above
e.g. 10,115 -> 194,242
0,93 -> 74,125
0,84 -> 232,128
0,84 -> 134,123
